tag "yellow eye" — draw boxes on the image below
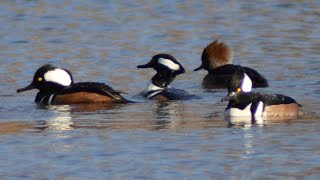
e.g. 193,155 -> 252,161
38,77 -> 43,81
237,87 -> 241,93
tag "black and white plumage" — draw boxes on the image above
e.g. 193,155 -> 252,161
138,54 -> 195,101
137,54 -> 185,75
203,64 -> 269,88
221,70 -> 301,119
17,64 -> 129,105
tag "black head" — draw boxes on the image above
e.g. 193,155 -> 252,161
194,50 -> 211,71
137,54 -> 185,75
221,70 -> 253,102
17,64 -> 74,93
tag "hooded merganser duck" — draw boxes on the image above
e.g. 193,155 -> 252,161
194,40 -> 268,88
17,64 -> 130,105
221,70 -> 301,120
137,54 -> 193,101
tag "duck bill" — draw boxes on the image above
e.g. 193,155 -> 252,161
194,64 -> 203,71
221,92 -> 236,102
137,62 -> 152,69
17,83 -> 35,93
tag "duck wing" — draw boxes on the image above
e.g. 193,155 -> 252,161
256,93 -> 301,107
60,82 -> 124,100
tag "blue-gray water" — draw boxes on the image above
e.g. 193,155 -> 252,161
1,0 -> 320,179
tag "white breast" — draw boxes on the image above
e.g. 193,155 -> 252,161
225,103 -> 252,117
254,101 -> 264,117
225,101 -> 265,118
146,82 -> 164,99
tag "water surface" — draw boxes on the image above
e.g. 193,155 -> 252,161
0,0 -> 320,179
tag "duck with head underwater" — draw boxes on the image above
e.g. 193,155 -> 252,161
17,64 -> 130,105
137,53 -> 195,101
194,40 -> 268,88
221,69 -> 302,120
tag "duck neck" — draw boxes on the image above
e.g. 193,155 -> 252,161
145,72 -> 177,99
150,71 -> 176,89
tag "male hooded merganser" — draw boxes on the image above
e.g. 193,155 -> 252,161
17,64 -> 129,105
137,54 -> 193,101
221,70 -> 301,120
194,40 -> 268,88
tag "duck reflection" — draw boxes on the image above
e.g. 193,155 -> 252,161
152,101 -> 184,128
40,103 -> 126,130
44,105 -> 73,131
225,115 -> 297,128
242,129 -> 255,159
0,121 -> 41,135
225,116 -> 263,128
71,103 -> 125,112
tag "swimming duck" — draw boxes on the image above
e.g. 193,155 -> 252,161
17,64 -> 129,105
194,40 -> 268,88
137,54 -> 193,101
221,70 -> 301,119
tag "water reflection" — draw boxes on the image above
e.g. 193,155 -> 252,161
71,103 -> 126,112
242,131 -> 255,159
38,103 -> 130,131
150,101 -> 180,129
2,0 -> 320,178
153,101 -> 182,118
225,115 -> 300,128
225,116 -> 264,128
44,105 -> 73,131
0,121 -> 36,135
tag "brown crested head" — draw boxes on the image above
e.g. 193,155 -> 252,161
194,40 -> 233,71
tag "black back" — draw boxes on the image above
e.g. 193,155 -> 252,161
60,82 -> 124,100
226,92 -> 301,110
208,64 -> 268,88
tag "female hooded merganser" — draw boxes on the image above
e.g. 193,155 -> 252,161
194,40 -> 268,88
137,54 -> 193,101
221,70 -> 301,120
17,64 -> 130,105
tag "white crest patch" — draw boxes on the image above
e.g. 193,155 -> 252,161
254,101 -> 264,117
225,103 -> 252,117
44,68 -> 72,86
241,73 -> 252,92
158,58 -> 180,71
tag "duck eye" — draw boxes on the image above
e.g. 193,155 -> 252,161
38,77 -> 43,82
237,87 -> 241,93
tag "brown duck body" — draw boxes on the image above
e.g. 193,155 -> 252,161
35,82 -> 129,105
17,64 -> 130,105
222,71 -> 301,120
224,92 -> 301,118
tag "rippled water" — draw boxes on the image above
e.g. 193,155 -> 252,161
1,0 -> 320,179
